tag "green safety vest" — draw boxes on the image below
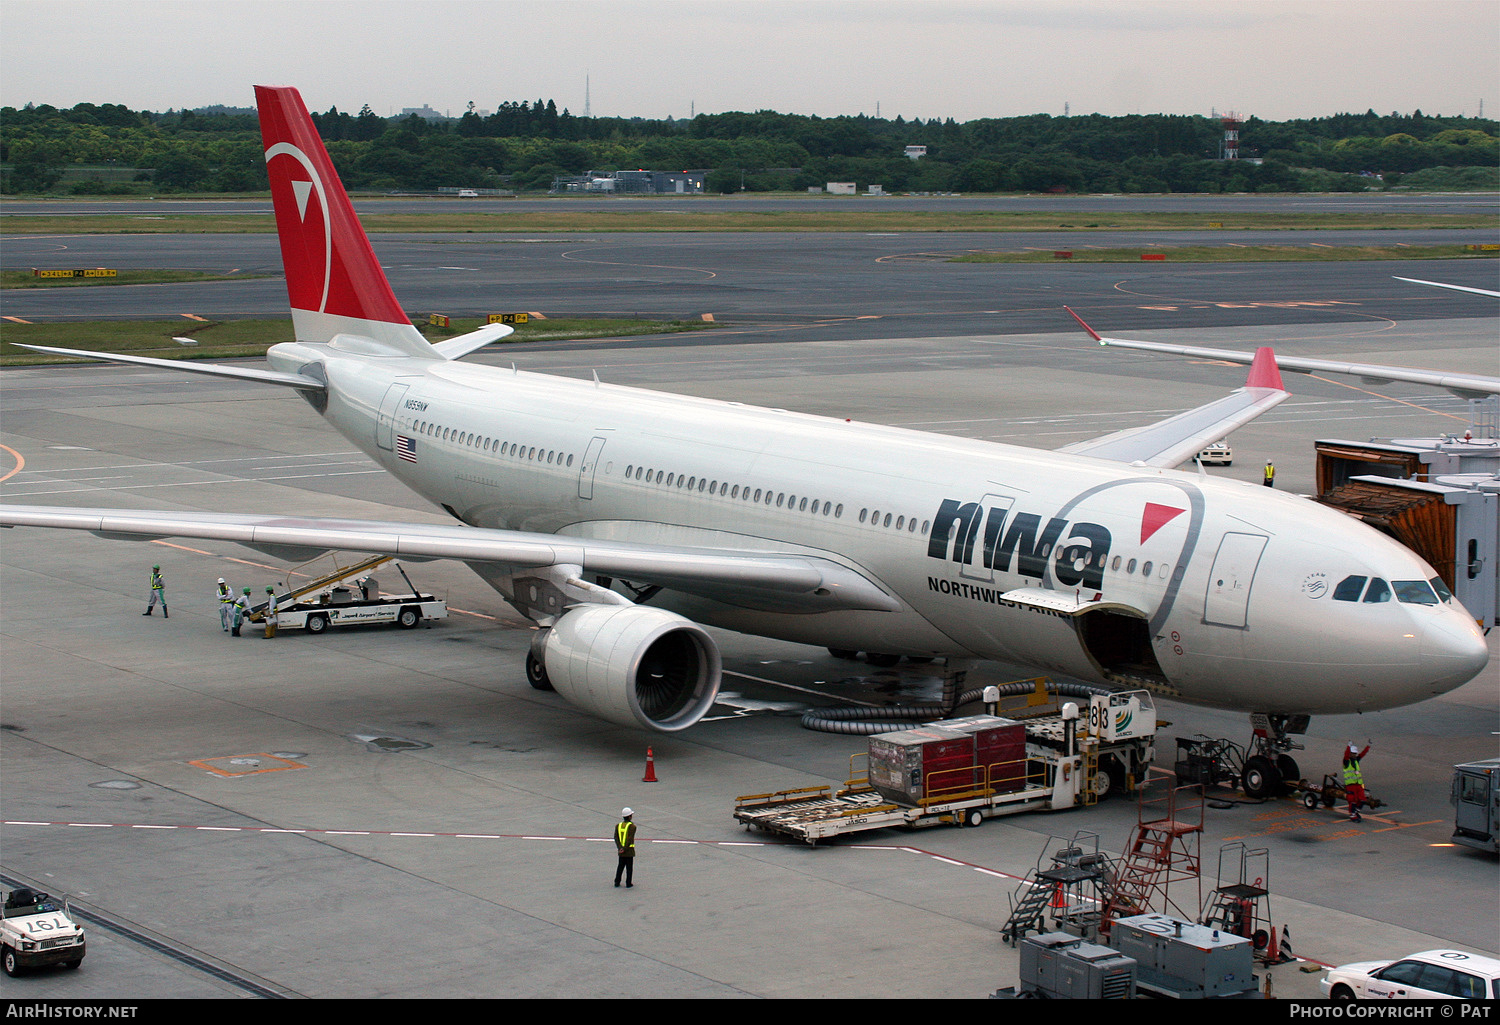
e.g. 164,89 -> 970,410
1343,759 -> 1363,787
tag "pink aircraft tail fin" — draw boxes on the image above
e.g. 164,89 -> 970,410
255,85 -> 433,357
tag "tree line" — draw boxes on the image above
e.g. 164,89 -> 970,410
3,98 -> 1495,195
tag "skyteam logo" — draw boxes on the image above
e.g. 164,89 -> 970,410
263,142 -> 333,315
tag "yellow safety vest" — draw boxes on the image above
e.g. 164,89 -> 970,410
1342,759 -> 1363,786
616,821 -> 634,852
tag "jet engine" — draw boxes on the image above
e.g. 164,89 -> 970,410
540,604 -> 722,732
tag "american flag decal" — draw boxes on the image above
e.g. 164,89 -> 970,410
396,435 -> 418,462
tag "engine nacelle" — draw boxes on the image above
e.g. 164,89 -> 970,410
542,604 -> 722,732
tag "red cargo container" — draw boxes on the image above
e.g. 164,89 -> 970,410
928,715 -> 1028,794
868,727 -> 976,806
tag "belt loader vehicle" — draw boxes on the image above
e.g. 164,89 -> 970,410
734,690 -> 1158,844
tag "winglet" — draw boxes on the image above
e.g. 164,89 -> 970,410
1246,346 -> 1285,391
1063,306 -> 1104,342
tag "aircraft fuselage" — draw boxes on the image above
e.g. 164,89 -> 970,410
274,339 -> 1490,717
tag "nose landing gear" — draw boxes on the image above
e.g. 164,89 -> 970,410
1240,714 -> 1309,799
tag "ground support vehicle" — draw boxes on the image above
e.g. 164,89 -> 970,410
262,590 -> 447,634
2,889 -> 85,976
1286,773 -> 1385,814
1450,758 -> 1499,853
733,692 -> 1158,844
248,558 -> 446,634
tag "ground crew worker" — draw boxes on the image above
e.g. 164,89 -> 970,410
1263,461 -> 1276,488
613,808 -> 636,888
264,586 -> 278,639
143,565 -> 167,617
1342,741 -> 1371,821
216,578 -> 235,631
231,587 -> 251,637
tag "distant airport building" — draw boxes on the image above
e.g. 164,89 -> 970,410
904,145 -> 927,160
550,170 -> 705,194
400,104 -> 448,121
826,182 -> 856,195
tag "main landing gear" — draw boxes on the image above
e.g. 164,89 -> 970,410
1239,713 -> 1309,799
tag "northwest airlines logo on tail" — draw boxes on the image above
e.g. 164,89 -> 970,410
255,84 -> 410,329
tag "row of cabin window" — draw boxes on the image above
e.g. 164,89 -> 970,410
413,420 -> 574,468
621,462 -> 936,535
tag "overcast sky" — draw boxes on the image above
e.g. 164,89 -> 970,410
3,0 -> 1495,123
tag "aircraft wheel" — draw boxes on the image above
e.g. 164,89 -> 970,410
1241,756 -> 1280,799
1276,755 -> 1301,795
525,651 -> 554,691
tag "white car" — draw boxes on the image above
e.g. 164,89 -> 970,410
2,889 -> 86,976
1321,949 -> 1499,1000
457,189 -> 479,198
1197,440 -> 1233,465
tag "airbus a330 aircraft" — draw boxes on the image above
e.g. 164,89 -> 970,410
2,87 -> 1489,798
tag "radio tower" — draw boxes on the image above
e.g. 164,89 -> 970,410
584,74 -> 591,118
1220,111 -> 1242,160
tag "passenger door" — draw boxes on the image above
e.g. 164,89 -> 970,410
1203,532 -> 1267,628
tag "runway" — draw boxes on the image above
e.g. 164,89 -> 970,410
0,229 -> 1497,998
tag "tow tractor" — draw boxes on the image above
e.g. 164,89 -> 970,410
248,556 -> 447,634
2,888 -> 85,976
733,689 -> 1159,844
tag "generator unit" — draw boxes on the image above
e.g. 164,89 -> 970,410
998,932 -> 1137,999
1110,913 -> 1259,999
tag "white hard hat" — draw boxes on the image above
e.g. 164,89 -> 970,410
621,807 -> 633,817
218,578 -> 225,583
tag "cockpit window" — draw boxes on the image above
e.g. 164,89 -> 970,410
1333,576 -> 1367,602
1393,580 -> 1440,605
1430,576 -> 1454,604
1362,578 -> 1391,603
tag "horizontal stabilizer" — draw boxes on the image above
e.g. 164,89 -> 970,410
9,343 -> 327,391
431,323 -> 515,360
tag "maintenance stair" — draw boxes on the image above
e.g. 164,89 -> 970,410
1102,769 -> 1204,933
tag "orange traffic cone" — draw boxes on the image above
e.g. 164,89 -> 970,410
643,747 -> 658,782
1050,883 -> 1067,909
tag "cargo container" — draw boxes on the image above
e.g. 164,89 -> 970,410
733,691 -> 1158,844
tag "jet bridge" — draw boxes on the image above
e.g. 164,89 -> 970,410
1316,436 -> 1499,629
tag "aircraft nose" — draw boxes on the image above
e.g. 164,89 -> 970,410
1420,610 -> 1491,694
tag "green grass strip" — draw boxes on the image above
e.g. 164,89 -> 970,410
950,244 -> 1500,263
2,208 -> 1495,234
0,316 -> 715,366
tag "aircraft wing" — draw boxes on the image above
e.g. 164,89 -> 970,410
1393,276 -> 1500,299
1092,336 -> 1499,400
0,505 -> 900,615
1059,308 -> 1289,467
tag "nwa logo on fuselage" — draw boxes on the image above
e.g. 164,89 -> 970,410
927,498 -> 1110,590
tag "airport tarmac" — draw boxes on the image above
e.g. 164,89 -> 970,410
1,293 -> 1496,1000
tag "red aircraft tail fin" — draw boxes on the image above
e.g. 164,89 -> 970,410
256,85 -> 433,356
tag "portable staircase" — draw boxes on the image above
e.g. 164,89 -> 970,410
1002,831 -> 1117,946
1101,769 -> 1204,935
1201,842 -> 1289,964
